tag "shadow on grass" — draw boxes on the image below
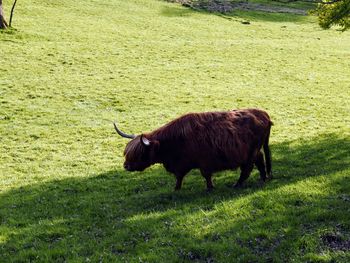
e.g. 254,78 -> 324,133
227,10 -> 309,23
161,5 -> 196,17
0,133 -> 349,261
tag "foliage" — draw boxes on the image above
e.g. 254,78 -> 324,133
1,0 -> 350,261
316,0 -> 350,31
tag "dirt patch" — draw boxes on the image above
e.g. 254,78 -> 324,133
321,232 -> 350,251
167,0 -> 308,15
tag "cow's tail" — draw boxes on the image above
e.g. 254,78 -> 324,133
263,123 -> 272,179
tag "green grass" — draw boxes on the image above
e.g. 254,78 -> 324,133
246,0 -> 316,10
1,0 -> 350,261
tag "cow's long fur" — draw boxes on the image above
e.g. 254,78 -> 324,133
122,109 -> 273,190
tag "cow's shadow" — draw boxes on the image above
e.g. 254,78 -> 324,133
0,133 -> 349,261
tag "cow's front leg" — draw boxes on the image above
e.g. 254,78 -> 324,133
234,162 -> 254,188
200,170 -> 214,192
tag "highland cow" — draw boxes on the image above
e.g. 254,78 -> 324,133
114,109 -> 272,191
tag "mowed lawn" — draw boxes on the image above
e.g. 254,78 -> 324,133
1,0 -> 350,261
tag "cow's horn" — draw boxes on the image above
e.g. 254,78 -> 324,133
113,122 -> 136,139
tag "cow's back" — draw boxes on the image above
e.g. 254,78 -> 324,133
151,109 -> 272,174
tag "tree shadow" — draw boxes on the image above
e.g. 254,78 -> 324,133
160,5 -> 196,17
0,133 -> 349,261
227,10 -> 309,23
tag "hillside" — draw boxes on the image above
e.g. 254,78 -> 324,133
1,0 -> 350,261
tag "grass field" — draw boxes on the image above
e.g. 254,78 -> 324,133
1,0 -> 350,262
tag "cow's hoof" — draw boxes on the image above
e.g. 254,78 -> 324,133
258,180 -> 266,187
206,187 -> 214,193
233,183 -> 243,189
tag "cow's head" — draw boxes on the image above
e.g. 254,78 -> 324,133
114,122 -> 159,172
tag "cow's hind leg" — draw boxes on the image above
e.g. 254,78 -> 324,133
175,174 -> 185,191
263,126 -> 272,179
234,162 -> 254,188
255,151 -> 267,182
200,170 -> 214,192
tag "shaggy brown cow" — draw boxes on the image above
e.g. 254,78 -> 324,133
114,109 -> 272,191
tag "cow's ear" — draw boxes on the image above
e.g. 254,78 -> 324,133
140,135 -> 151,146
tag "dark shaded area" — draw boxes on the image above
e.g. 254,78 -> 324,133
0,133 -> 349,261
322,231 -> 350,251
161,5 -> 195,17
227,9 -> 308,23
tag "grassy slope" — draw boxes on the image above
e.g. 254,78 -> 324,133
243,0 -> 316,9
1,0 -> 350,261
